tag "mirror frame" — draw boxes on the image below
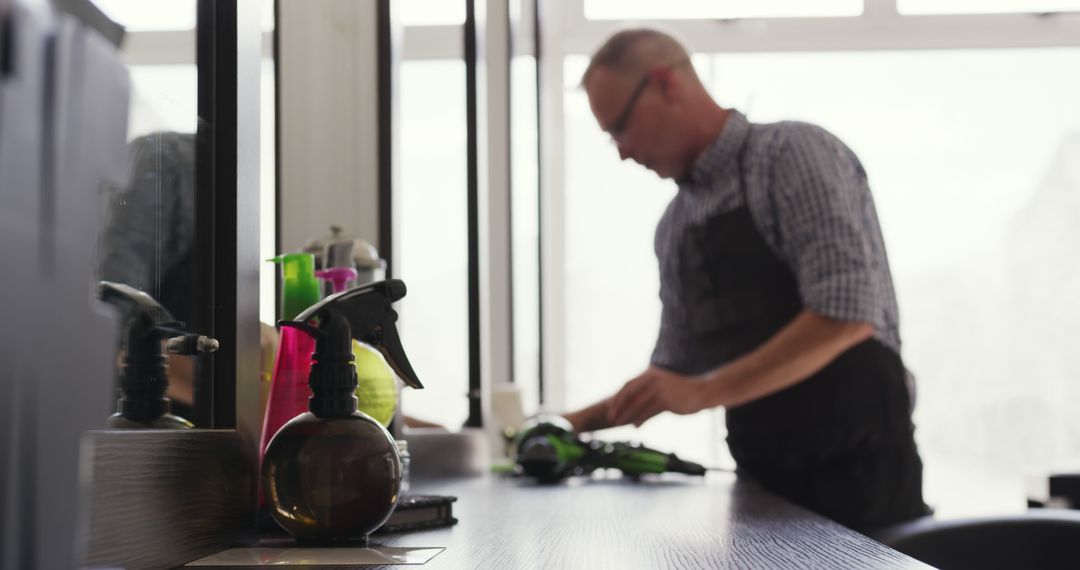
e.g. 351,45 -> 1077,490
191,0 -> 262,434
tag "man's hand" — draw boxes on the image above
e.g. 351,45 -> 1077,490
607,366 -> 708,428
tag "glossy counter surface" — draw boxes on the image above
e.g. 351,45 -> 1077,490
366,473 -> 932,569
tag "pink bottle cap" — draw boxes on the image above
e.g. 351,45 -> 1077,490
316,267 -> 360,294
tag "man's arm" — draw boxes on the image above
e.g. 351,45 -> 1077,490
590,309 -> 871,429
697,310 -> 871,408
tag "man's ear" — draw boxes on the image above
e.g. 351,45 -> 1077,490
650,66 -> 679,101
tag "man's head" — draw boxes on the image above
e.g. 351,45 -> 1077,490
582,28 -> 726,180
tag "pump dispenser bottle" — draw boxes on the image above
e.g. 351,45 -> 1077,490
98,281 -> 218,428
262,279 -> 423,543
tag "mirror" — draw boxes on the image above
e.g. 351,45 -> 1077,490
91,0 -> 204,424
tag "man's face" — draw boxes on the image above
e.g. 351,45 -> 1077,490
585,66 -> 684,179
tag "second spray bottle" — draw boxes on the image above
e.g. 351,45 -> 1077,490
260,252 -> 401,462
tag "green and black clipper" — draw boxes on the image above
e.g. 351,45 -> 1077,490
514,415 -> 706,483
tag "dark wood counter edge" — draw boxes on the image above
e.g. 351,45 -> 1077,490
81,429 -> 256,570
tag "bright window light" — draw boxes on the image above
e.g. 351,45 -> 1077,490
399,0 -> 466,26
899,0 -> 1080,14
512,56 -> 541,416
584,0 -> 862,20
92,0 -> 196,31
561,48 -> 1080,516
398,60 -> 470,430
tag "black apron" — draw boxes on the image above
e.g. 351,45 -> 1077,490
667,154 -> 929,533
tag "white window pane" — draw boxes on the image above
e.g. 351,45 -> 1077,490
400,0 -> 466,26
260,58 -> 277,326
585,0 -> 862,20
702,49 -> 1079,518
259,4 -> 278,325
398,60 -> 469,430
899,0 -> 1080,14
262,0 -> 276,32
512,56 -> 541,415
92,0 -> 196,31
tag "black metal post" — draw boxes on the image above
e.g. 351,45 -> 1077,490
464,0 -> 483,427
194,0 -> 238,428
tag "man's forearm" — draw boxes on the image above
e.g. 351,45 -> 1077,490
701,310 -> 873,409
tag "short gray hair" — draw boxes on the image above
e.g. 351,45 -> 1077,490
581,28 -> 693,86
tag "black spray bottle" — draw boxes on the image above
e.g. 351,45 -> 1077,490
261,279 -> 423,544
99,281 -> 218,429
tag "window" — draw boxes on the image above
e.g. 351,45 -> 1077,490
92,0 -> 196,31
398,4 -> 538,429
584,0 -> 862,20
512,55 -> 542,416
559,42 -> 1080,515
397,60 -> 471,429
701,49 -> 1080,517
400,0 -> 466,26
898,0 -> 1080,15
259,59 -> 277,325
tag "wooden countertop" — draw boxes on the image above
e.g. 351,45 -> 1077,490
371,473 -> 932,569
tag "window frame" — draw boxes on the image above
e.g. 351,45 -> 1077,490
109,0 -> 263,430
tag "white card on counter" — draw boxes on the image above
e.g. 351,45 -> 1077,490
185,546 -> 444,566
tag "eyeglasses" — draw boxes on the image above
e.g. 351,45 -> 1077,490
607,58 -> 691,142
608,73 -> 653,141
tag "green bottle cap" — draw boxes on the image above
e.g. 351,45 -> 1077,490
270,253 -> 321,321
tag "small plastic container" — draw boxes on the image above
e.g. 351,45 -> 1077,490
396,440 -> 411,494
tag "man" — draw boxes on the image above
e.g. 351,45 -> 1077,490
99,132 -> 198,415
564,28 -> 929,533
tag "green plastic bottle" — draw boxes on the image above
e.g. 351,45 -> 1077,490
271,252 -> 322,321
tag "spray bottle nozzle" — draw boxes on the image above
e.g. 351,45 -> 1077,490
165,334 -> 220,355
290,279 -> 422,390
280,315 -> 361,417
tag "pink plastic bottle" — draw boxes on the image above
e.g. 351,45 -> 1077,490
258,327 -> 316,462
259,253 -> 322,504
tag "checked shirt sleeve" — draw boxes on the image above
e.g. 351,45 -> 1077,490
766,124 -> 889,329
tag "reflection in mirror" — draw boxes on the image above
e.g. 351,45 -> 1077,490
92,0 -> 205,426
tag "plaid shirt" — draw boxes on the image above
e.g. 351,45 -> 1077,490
652,110 -> 900,368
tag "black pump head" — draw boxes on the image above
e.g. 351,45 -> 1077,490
292,279 -> 423,389
98,282 -> 218,423
98,281 -> 183,421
